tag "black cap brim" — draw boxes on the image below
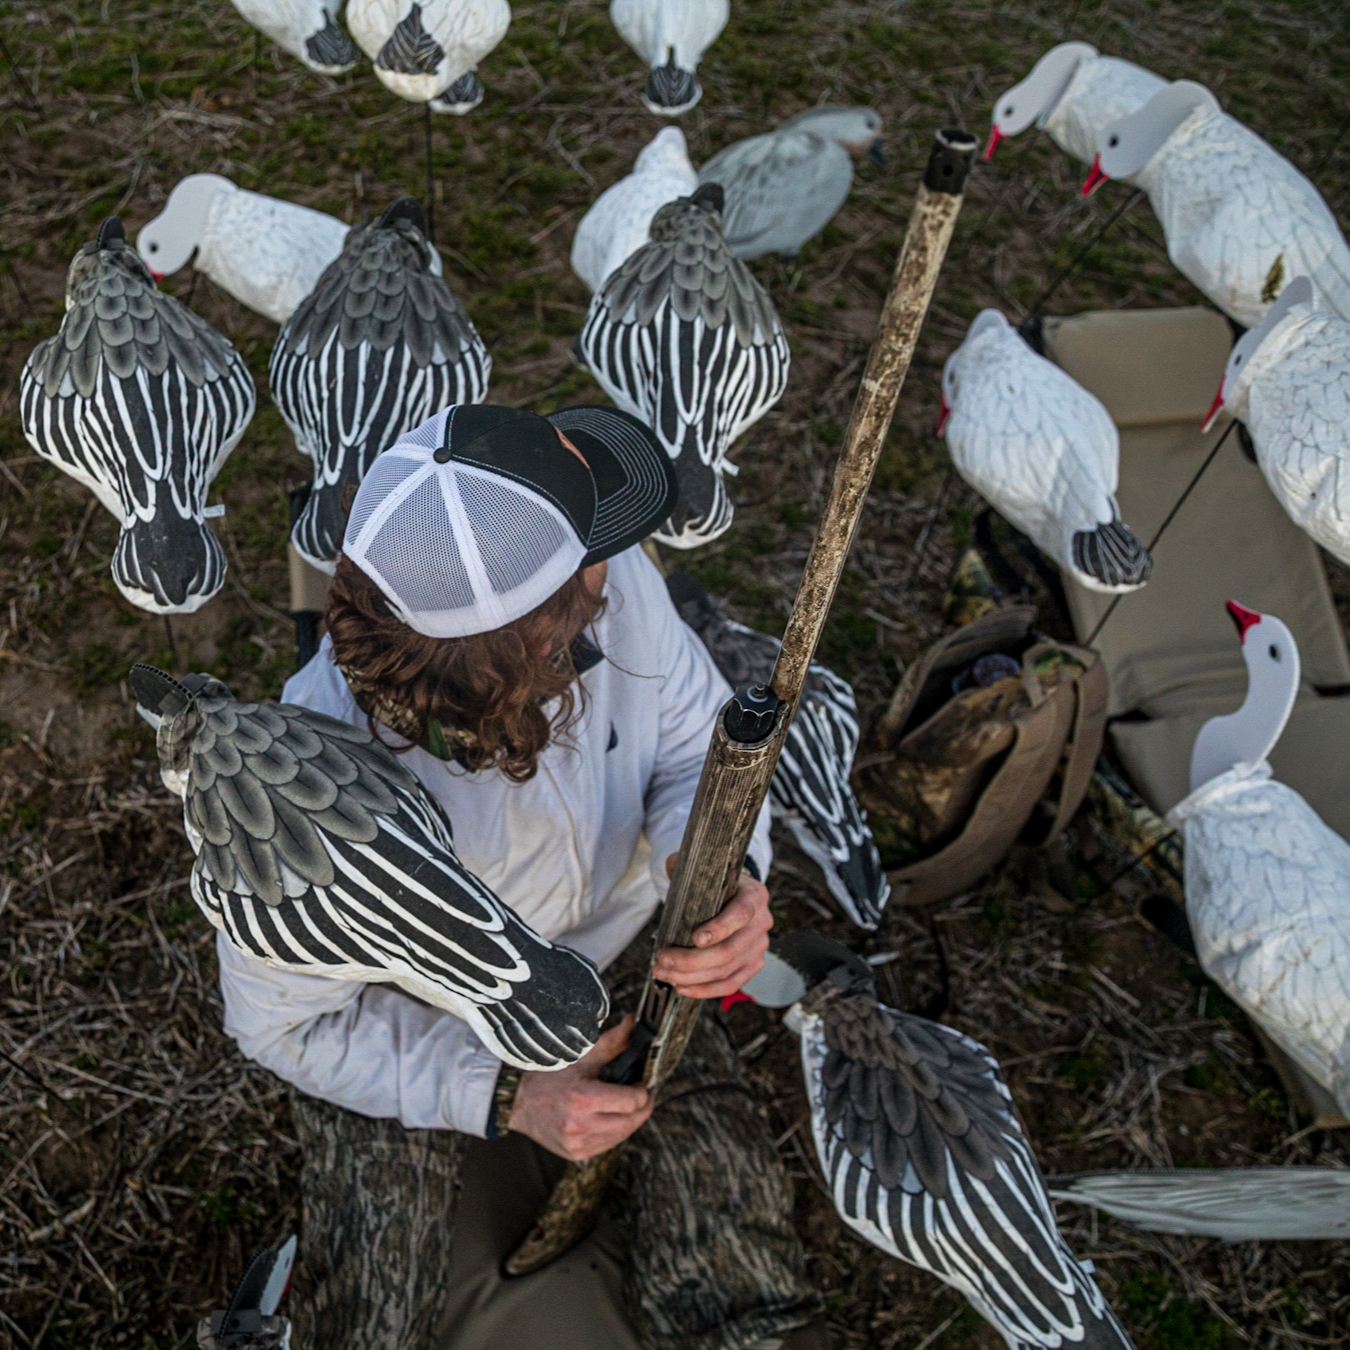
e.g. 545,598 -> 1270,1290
545,406 -> 678,566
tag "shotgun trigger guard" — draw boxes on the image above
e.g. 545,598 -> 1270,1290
601,982 -> 668,1086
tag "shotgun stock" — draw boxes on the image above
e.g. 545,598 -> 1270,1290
505,126 -> 978,1278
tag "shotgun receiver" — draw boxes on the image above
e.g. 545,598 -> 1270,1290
505,127 -> 978,1277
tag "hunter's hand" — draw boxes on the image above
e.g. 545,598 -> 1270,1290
510,1015 -> 653,1162
653,854 -> 773,999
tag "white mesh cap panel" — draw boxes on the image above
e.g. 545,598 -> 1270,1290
459,471 -> 571,596
346,448 -> 424,546
363,472 -> 477,618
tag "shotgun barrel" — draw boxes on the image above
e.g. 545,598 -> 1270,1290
504,126 -> 978,1278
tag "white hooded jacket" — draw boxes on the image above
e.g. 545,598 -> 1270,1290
216,546 -> 773,1136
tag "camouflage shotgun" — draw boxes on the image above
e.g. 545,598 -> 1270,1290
505,127 -> 979,1277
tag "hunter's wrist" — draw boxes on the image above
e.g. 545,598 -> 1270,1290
488,1064 -> 524,1138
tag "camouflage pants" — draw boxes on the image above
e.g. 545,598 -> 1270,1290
287,935 -> 820,1350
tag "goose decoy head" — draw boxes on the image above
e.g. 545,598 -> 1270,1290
129,664 -> 233,794
986,41 -> 1098,159
1083,79 -> 1220,194
690,182 -> 724,215
377,196 -> 428,236
733,930 -> 875,1011
136,174 -> 235,280
1203,275 -> 1316,431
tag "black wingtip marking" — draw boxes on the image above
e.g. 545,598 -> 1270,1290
690,182 -> 724,214
437,68 -> 483,106
304,14 -> 359,69
128,663 -> 193,716
95,218 -> 126,250
644,57 -> 698,112
377,196 -> 427,235
1071,516 -> 1152,588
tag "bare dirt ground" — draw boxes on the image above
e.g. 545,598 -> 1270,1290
2,0 -> 1350,1346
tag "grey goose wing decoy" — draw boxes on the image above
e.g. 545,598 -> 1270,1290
699,106 -> 886,261
130,665 -> 608,1070
268,196 -> 490,570
741,932 -> 1136,1350
20,218 -> 255,613
666,571 -> 889,929
575,184 -> 790,549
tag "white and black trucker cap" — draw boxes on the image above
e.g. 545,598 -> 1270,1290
343,404 -> 678,638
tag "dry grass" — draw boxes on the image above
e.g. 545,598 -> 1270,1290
2,0 -> 1349,1345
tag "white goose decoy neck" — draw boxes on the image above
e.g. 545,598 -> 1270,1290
986,41 -> 1097,154
136,174 -> 235,276
1088,80 -> 1221,190
1188,602 -> 1300,791
1205,275 -> 1317,429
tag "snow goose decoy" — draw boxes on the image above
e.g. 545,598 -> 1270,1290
1083,81 -> 1350,327
666,572 -> 889,929
130,664 -> 609,1070
136,175 -> 354,325
698,106 -> 885,260
739,931 -> 1136,1349
1168,603 -> 1350,1117
939,309 -> 1151,592
346,0 -> 510,112
19,219 -> 255,614
609,0 -> 728,116
984,42 -> 1165,171
570,126 -> 698,293
575,184 -> 789,548
198,1236 -> 296,1350
269,195 -> 490,571
229,0 -> 360,73
1202,275 -> 1350,565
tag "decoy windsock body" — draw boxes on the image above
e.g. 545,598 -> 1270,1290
19,219 -> 255,614
1205,276 -> 1350,566
940,310 -> 1151,592
1168,603 -> 1350,1116
985,42 -> 1165,171
229,0 -> 360,73
571,127 -> 698,292
130,665 -> 609,1071
741,933 -> 1136,1350
609,0 -> 728,116
269,197 -> 490,571
346,0 -> 509,109
698,106 -> 885,260
666,573 -> 889,929
575,185 -> 789,549
136,175 -> 354,325
1085,81 -> 1350,327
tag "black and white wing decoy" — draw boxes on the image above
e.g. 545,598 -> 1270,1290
743,933 -> 1136,1350
20,219 -> 255,613
268,196 -> 490,570
666,572 -> 888,929
129,665 -> 607,1070
575,185 -> 790,549
197,1235 -> 296,1350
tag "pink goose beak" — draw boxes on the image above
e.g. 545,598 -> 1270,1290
720,990 -> 754,1012
1201,387 -> 1226,434
936,393 -> 952,436
983,126 -> 1004,161
1080,155 -> 1109,197
1226,600 -> 1262,642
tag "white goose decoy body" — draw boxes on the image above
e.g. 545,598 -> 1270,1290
698,106 -> 885,260
269,196 -> 490,571
666,572 -> 889,929
346,0 -> 510,109
740,932 -> 1136,1350
230,0 -> 360,73
575,184 -> 790,549
985,42 -> 1165,172
1085,81 -> 1350,327
136,175 -> 355,325
939,309 -> 1151,592
609,0 -> 728,116
19,219 -> 255,614
570,126 -> 698,293
1204,275 -> 1350,566
1168,602 -> 1350,1116
130,665 -> 609,1071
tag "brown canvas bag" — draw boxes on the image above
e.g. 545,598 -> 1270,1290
857,606 -> 1107,906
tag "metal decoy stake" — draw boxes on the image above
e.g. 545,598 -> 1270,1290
504,126 -> 979,1277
